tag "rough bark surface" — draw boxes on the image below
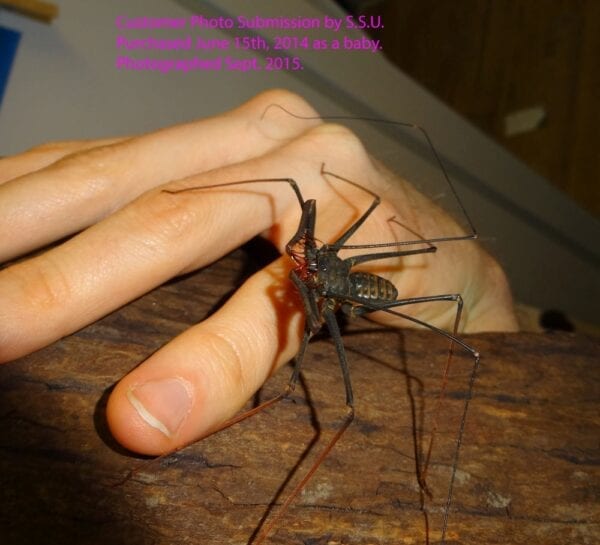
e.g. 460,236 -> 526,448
0,249 -> 598,545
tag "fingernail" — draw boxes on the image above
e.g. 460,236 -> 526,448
127,377 -> 193,438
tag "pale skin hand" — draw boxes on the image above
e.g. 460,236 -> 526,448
0,89 -> 518,456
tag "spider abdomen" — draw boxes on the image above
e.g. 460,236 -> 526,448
316,253 -> 398,304
348,271 -> 398,304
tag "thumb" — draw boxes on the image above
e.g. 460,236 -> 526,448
106,258 -> 304,455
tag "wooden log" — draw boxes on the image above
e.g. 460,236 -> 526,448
0,247 -> 598,544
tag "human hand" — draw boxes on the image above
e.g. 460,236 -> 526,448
0,89 -> 517,456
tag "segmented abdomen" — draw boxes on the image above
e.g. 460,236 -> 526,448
349,272 -> 398,303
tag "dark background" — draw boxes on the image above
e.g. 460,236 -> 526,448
340,0 -> 599,218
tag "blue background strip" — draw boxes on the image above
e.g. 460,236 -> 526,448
0,26 -> 22,108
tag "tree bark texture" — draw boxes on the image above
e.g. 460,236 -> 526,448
0,248 -> 598,545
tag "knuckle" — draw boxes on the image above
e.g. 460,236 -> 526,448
12,256 -> 73,312
127,189 -> 202,249
206,328 -> 253,400
252,88 -> 319,119
50,143 -> 125,199
54,143 -> 114,175
204,306 -> 278,402
25,140 -> 71,155
299,123 -> 372,171
246,89 -> 322,144
24,139 -> 96,158
312,122 -> 366,153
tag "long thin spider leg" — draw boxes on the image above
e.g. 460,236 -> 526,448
290,271 -> 321,333
323,304 -> 355,408
246,370 -> 321,545
220,327 -> 311,430
388,214 -> 436,247
345,245 -> 437,267
338,232 -> 477,250
252,304 -> 355,545
346,295 -> 477,356
163,177 -> 321,261
161,171 -> 474,255
320,165 -> 380,249
163,178 -> 305,207
262,104 -> 478,239
344,296 -> 480,544
321,165 -> 476,251
348,295 -> 462,472
343,214 -> 470,253
344,295 -> 461,485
